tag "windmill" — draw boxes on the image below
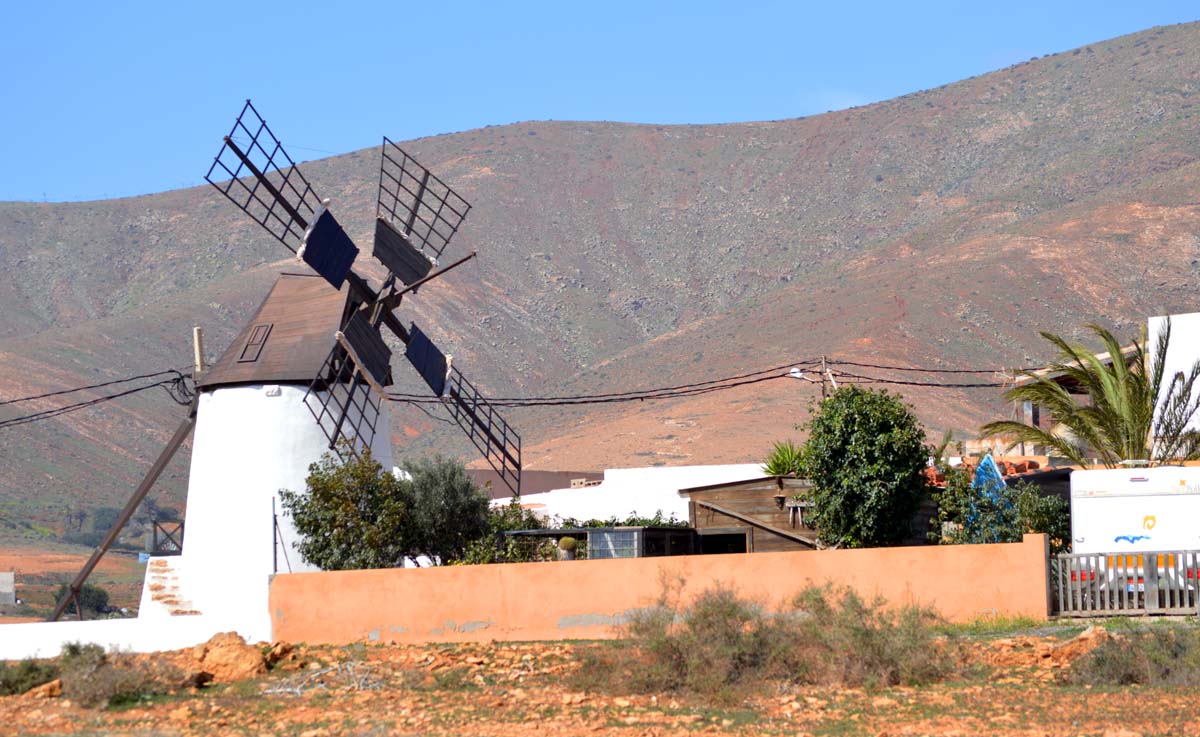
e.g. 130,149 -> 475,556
204,100 -> 522,493
46,101 -> 521,632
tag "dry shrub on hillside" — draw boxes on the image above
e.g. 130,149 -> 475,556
1068,625 -> 1200,686
0,658 -> 59,696
572,582 -> 958,702
59,643 -> 183,708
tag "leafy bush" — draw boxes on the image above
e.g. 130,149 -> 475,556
0,658 -> 59,696
62,530 -> 106,548
800,386 -> 930,547
934,469 -> 1070,553
400,455 -> 491,564
572,582 -> 957,701
282,451 -> 493,568
563,511 -> 689,529
457,497 -> 552,564
1068,627 -> 1200,686
59,642 -> 182,709
280,449 -> 415,570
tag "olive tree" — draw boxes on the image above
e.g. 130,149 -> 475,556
399,454 -> 491,564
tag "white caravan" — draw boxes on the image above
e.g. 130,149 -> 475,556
1069,466 -> 1200,598
1070,466 -> 1200,554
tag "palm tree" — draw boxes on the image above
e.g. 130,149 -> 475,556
981,320 -> 1200,467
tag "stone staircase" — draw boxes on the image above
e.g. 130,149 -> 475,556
138,557 -> 201,618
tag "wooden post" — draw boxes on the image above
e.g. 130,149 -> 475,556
192,327 -> 206,375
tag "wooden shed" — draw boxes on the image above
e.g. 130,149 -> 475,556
679,476 -> 818,553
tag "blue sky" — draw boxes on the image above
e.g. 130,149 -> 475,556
2,1 -> 1196,202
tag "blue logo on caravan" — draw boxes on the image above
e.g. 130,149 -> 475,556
1113,535 -> 1151,545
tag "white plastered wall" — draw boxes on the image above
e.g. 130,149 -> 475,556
1148,312 -> 1200,438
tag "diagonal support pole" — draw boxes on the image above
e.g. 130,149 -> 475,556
49,399 -> 198,622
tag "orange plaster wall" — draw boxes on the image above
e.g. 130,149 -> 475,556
269,534 -> 1050,646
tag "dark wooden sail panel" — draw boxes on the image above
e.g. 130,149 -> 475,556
373,217 -> 435,286
404,324 -> 449,397
301,207 -> 360,289
339,312 -> 393,390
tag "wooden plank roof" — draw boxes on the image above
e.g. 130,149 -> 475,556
198,273 -> 354,389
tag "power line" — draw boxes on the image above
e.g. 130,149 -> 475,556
494,372 -> 794,407
386,355 -> 1026,408
827,359 -> 1033,375
829,369 -> 1008,389
0,370 -> 186,407
387,363 -> 822,408
387,360 -> 820,406
0,354 -> 1020,431
0,370 -> 193,431
0,379 -> 182,431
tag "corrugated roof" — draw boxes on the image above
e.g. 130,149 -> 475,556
198,273 -> 355,389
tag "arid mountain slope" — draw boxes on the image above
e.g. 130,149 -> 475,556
2,23 -> 1200,528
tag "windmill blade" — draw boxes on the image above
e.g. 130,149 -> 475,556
337,312 -> 392,390
443,365 -> 522,497
374,138 -> 471,285
205,100 -> 322,254
402,323 -> 521,496
304,331 -> 384,460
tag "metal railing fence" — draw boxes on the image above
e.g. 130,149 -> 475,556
1052,550 -> 1200,617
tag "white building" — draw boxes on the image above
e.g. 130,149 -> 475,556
493,463 -> 767,524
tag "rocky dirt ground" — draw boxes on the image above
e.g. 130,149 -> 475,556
5,626 -> 1200,737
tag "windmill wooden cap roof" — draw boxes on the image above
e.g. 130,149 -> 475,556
198,273 -> 354,389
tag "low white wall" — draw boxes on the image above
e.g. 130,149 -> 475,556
0,615 -> 249,660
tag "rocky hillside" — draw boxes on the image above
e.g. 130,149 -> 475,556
2,23 -> 1200,530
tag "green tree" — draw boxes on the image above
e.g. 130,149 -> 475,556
280,450 -> 415,570
399,455 -> 490,564
91,507 -> 121,535
54,582 -> 110,617
981,321 -> 1200,467
799,386 -> 929,548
